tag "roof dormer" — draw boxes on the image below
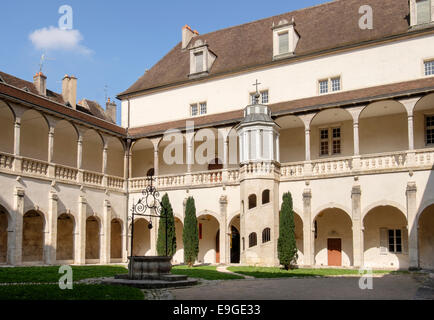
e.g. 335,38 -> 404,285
410,0 -> 434,27
272,18 -> 299,60
189,39 -> 216,79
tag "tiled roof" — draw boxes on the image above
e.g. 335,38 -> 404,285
119,0 -> 411,97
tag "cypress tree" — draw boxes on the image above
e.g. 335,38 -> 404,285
278,192 -> 298,270
183,197 -> 199,267
157,193 -> 177,257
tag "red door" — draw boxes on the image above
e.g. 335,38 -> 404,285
327,238 -> 342,266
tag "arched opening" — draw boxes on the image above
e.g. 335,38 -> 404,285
363,205 -> 408,269
229,215 -> 240,264
262,228 -> 271,243
56,214 -> 75,261
193,128 -> 225,173
314,208 -> 353,267
262,190 -> 270,205
20,109 -> 49,161
0,205 -> 9,264
0,100 -> 14,154
248,232 -> 257,248
131,218 -> 151,256
159,133 -> 187,176
359,101 -> 408,155
22,210 -> 45,262
131,138 -> 154,178
293,212 -> 304,265
106,137 -> 124,177
418,204 -> 434,270
248,194 -> 257,210
86,216 -> 101,262
310,108 -> 353,160
215,230 -> 220,263
173,217 -> 184,265
413,94 -> 434,150
82,129 -> 103,173
275,115 -> 305,163
53,120 -> 77,167
197,214 -> 220,264
110,219 -> 122,260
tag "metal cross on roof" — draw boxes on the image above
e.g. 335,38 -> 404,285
252,79 -> 261,104
253,79 -> 261,94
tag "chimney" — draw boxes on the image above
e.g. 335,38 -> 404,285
182,25 -> 198,49
33,72 -> 47,96
105,98 -> 117,123
62,74 -> 77,109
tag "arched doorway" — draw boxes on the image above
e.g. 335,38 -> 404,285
132,219 -> 151,256
418,204 -> 434,270
0,206 -> 9,264
111,219 -> 122,261
22,211 -> 45,262
215,230 -> 220,263
363,205 -> 408,269
230,226 -> 240,264
197,214 -> 220,264
56,214 -> 75,261
314,208 -> 353,267
86,216 -> 101,262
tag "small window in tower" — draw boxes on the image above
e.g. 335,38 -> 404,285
262,228 -> 271,243
262,190 -> 270,205
278,32 -> 289,55
248,194 -> 257,210
249,232 -> 257,248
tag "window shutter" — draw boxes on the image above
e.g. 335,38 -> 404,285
279,32 -> 289,55
195,52 -> 203,73
379,228 -> 388,255
402,228 -> 408,254
417,0 -> 431,24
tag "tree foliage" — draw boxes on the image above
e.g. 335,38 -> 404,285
157,193 -> 177,257
183,197 -> 199,266
278,192 -> 298,270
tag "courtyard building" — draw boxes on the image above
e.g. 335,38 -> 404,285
0,0 -> 434,270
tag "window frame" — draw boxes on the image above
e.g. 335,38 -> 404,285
319,126 -> 342,157
388,229 -> 403,254
278,31 -> 290,55
199,102 -> 207,115
262,228 -> 271,243
416,0 -> 432,25
318,76 -> 342,95
194,51 -> 204,73
249,232 -> 258,248
425,114 -> 434,146
248,194 -> 257,210
190,103 -> 198,117
424,59 -> 434,76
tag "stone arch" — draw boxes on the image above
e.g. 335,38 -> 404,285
363,204 -> 408,269
53,120 -> 78,167
362,200 -> 407,221
359,100 -> 408,154
106,136 -> 125,177
0,100 -> 15,154
417,203 -> 434,270
193,128 -> 225,173
86,215 -> 101,261
56,213 -> 75,261
313,203 -> 352,222
131,218 -> 151,256
173,216 -> 184,264
197,213 -> 220,263
159,130 -> 187,176
313,206 -> 353,267
228,213 -> 241,264
82,128 -> 104,173
20,109 -> 50,161
110,218 -> 123,260
22,210 -> 46,262
275,115 -> 305,163
131,138 -> 154,178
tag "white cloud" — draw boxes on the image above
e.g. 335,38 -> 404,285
29,26 -> 93,55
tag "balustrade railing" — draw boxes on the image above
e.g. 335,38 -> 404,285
107,175 -> 125,189
0,152 -> 14,170
312,157 -> 352,176
83,171 -> 104,186
21,157 -> 48,176
55,164 -> 78,182
414,149 -> 434,167
359,151 -> 406,171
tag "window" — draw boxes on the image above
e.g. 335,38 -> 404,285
417,0 -> 431,24
320,127 -> 341,156
200,102 -> 207,115
262,228 -> 271,243
278,32 -> 289,55
249,232 -> 257,248
262,190 -> 270,205
425,60 -> 434,76
250,90 -> 269,104
388,229 -> 402,253
248,194 -> 257,210
426,115 -> 434,145
319,77 -> 341,94
195,52 -> 204,73
261,90 -> 269,104
190,104 -> 198,116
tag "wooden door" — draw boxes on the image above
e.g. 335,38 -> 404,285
216,230 -> 220,263
327,238 -> 342,266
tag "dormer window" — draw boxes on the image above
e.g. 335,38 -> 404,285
272,18 -> 299,60
410,0 -> 433,26
189,39 -> 216,78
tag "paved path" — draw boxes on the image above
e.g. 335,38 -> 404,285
169,274 -> 426,300
216,266 -> 254,279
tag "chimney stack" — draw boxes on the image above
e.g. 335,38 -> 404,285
182,25 -> 198,49
62,75 -> 77,109
33,72 -> 47,96
105,97 -> 117,123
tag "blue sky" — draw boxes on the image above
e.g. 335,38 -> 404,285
0,0 -> 325,123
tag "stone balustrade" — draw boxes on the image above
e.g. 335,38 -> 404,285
0,152 -> 14,170
21,157 -> 48,176
312,157 -> 352,176
83,171 -> 104,186
280,162 -> 304,178
359,151 -> 407,171
55,164 -> 78,182
107,175 -> 125,189
414,149 -> 434,167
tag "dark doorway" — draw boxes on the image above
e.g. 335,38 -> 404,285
215,230 -> 220,263
230,226 -> 240,263
327,238 -> 342,266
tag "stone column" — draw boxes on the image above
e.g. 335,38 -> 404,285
186,137 -> 193,174
47,127 -> 55,178
407,114 -> 415,151
123,150 -> 129,180
102,146 -> 108,187
245,131 -> 250,162
401,98 -> 419,167
45,191 -> 58,265
13,119 -> 22,172
77,136 -> 83,183
154,148 -> 159,177
75,196 -> 87,265
302,188 -> 314,266
348,106 -> 364,170
406,182 -> 419,269
351,184 -> 363,267
353,122 -> 360,156
101,200 -> 111,264
223,139 -> 229,170
10,188 -> 25,265
275,134 -> 280,163
219,195 -> 228,264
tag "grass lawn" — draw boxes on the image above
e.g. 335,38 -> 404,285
0,284 -> 144,300
227,266 -> 408,278
0,266 -> 128,283
171,265 -> 244,280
